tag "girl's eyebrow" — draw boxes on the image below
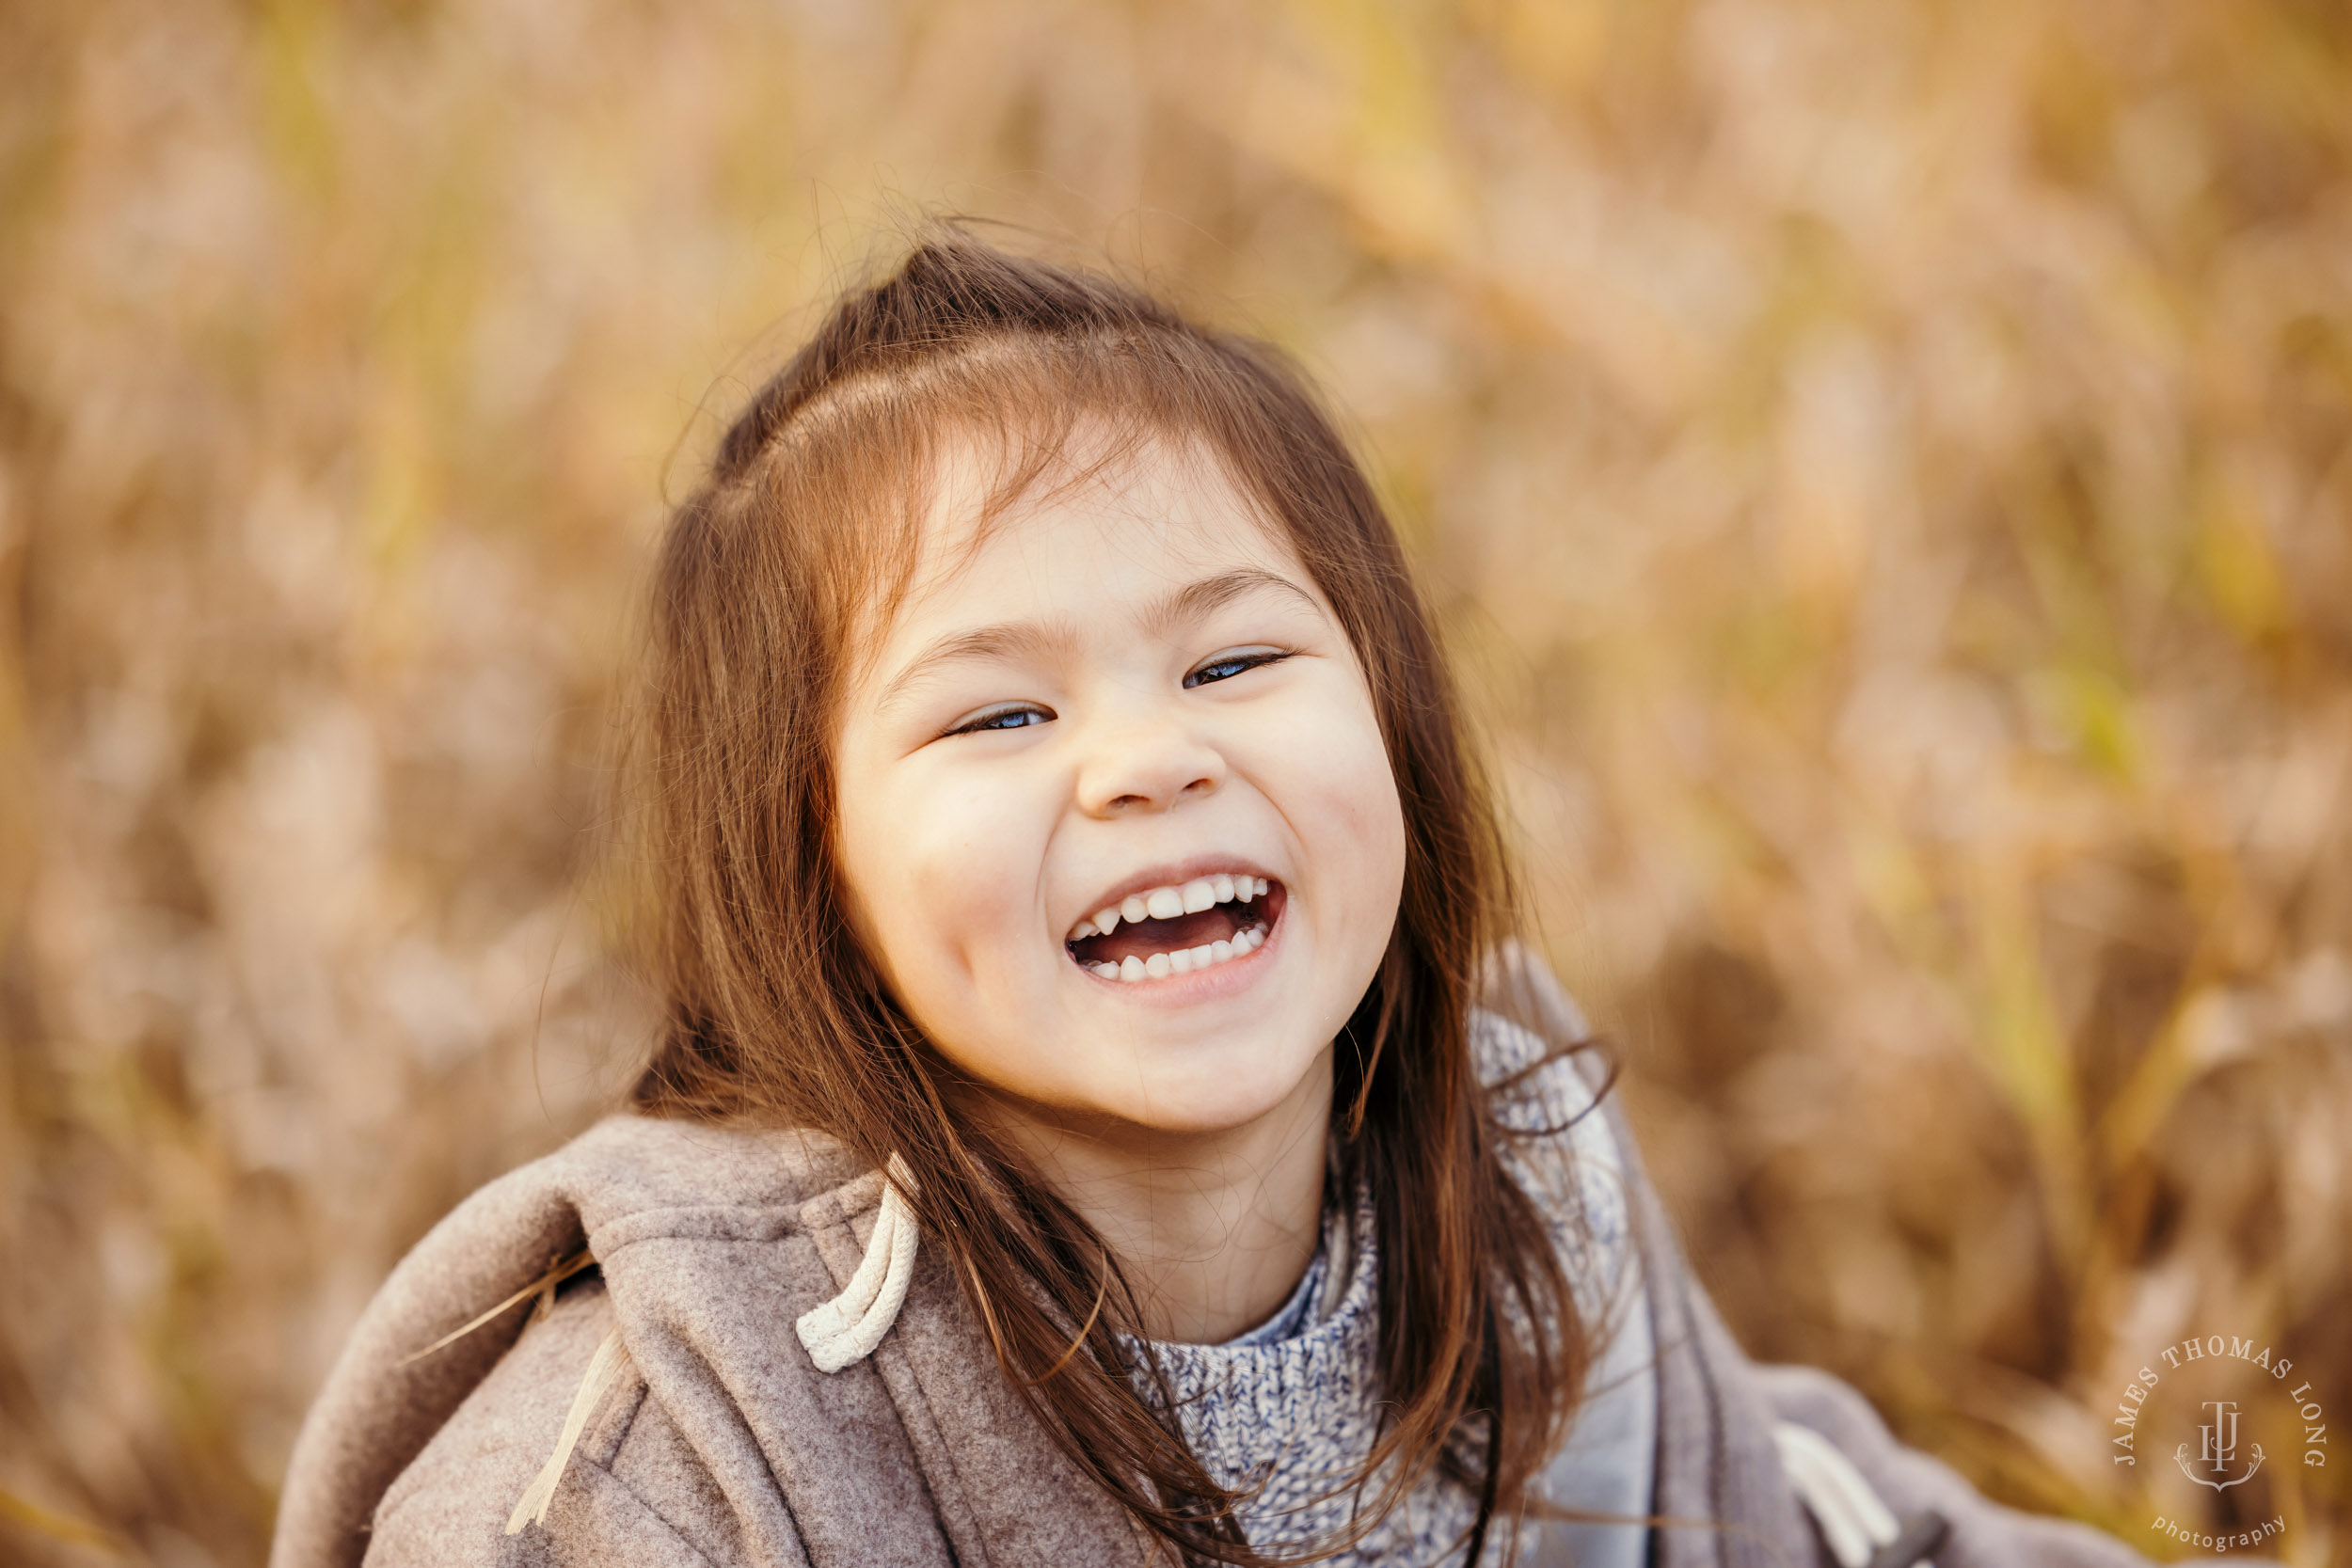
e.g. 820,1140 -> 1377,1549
879,621 -> 1071,713
877,567 -> 1325,714
1150,568 -> 1324,638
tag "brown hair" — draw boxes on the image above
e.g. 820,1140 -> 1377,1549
625,231 -> 1591,1563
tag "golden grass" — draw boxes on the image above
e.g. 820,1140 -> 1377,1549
1,0 -> 2346,1562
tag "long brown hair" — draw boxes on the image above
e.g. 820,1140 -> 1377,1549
625,230 -> 1591,1563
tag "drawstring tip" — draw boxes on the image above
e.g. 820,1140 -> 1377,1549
799,1155 -> 920,1374
504,1327 -> 629,1536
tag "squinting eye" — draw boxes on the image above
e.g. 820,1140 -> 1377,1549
1184,650 -> 1290,689
946,703 -> 1053,736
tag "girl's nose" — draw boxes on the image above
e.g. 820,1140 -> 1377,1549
1075,718 -> 1226,817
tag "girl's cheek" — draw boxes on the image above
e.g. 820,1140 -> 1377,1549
1313,698 -> 1407,895
1288,683 -> 1396,816
897,773 -> 1044,968
836,765 -> 975,995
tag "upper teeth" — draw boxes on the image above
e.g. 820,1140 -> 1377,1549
1068,875 -> 1270,942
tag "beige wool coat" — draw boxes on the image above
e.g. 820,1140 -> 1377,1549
271,970 -> 2160,1568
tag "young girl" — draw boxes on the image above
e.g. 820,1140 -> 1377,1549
271,237 -> 2158,1567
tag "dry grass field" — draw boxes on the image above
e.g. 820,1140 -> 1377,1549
2,0 -> 2347,1562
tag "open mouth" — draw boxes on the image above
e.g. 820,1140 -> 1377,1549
1066,872 -> 1283,983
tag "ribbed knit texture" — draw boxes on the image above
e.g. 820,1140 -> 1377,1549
1133,1009 -> 1647,1565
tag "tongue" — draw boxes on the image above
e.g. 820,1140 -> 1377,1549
1076,907 -> 1250,966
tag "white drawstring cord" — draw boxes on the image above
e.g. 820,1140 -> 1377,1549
796,1153 -> 920,1374
1772,1421 -> 1901,1567
505,1327 -> 630,1535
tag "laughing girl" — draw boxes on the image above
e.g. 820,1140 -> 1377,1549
272,237 -> 2156,1567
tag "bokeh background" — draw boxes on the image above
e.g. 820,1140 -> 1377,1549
3,0 -> 2348,1562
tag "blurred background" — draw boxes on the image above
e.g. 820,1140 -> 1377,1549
2,0 -> 2347,1562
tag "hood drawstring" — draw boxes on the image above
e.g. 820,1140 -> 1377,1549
1772,1421 -> 1950,1568
505,1327 -> 631,1535
796,1153 -> 920,1374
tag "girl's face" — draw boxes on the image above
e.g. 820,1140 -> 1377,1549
834,438 -> 1407,1139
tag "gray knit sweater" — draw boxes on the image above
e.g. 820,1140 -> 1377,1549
1146,1006 -> 1652,1566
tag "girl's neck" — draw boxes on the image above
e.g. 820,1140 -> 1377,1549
979,1048 -> 1335,1345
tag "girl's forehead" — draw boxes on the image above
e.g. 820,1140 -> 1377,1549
894,433 -> 1309,623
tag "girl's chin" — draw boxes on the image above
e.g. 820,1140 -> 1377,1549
1084,1045 -> 1332,1136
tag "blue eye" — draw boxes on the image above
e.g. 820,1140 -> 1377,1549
1184,650 -> 1290,689
947,704 -> 1052,736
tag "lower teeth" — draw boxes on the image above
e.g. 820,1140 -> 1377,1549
1087,924 -> 1265,982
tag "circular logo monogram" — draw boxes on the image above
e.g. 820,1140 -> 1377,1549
2110,1333 -> 2327,1555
